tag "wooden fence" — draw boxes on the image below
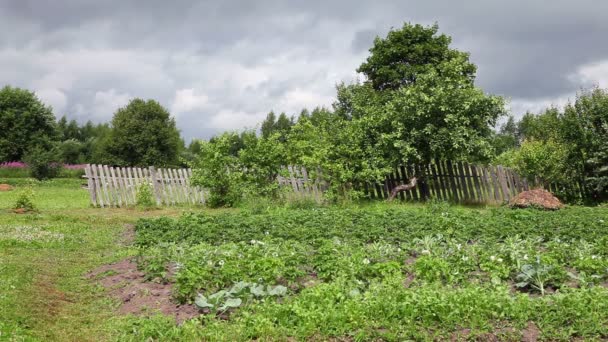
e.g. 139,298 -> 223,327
84,164 -> 205,207
278,161 -> 535,204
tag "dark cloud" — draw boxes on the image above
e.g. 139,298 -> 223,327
1,0 -> 607,140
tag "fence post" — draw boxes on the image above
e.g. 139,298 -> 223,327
84,164 -> 97,206
149,166 -> 162,206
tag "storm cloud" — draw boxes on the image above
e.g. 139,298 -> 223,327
1,0 -> 607,140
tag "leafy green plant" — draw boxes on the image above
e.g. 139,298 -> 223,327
195,281 -> 287,313
135,182 -> 155,208
13,186 -> 36,212
515,257 -> 553,295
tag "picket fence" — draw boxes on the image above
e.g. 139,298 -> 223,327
84,164 -> 205,207
278,161 -> 534,204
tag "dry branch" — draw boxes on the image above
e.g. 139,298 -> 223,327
388,177 -> 417,201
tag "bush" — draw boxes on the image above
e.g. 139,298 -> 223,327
23,147 -> 61,180
494,139 -> 570,186
13,186 -> 36,212
136,182 -> 156,208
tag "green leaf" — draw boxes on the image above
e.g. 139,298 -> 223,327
219,297 -> 242,311
194,294 -> 214,309
267,285 -> 287,296
250,284 -> 266,297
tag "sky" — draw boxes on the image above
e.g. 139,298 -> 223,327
1,0 -> 607,141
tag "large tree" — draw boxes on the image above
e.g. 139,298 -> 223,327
336,24 -> 505,180
0,86 -> 58,161
357,23 -> 476,91
104,99 -> 182,167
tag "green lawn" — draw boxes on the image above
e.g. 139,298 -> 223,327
1,179 -> 607,341
0,179 -> 194,341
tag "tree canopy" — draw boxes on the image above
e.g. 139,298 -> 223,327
357,23 -> 476,91
0,86 -> 58,161
104,99 -> 182,167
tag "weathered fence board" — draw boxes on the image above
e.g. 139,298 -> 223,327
84,164 -> 205,207
275,161 -> 585,204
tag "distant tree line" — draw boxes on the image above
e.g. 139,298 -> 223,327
0,86 -> 184,179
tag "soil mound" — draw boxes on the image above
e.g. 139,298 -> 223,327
509,189 -> 564,210
0,184 -> 13,191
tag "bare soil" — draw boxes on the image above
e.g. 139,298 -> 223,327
521,321 -> 540,342
0,183 -> 13,191
87,258 -> 199,324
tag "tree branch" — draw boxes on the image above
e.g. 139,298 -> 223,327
388,177 -> 417,201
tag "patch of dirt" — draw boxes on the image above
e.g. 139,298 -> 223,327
0,183 -> 13,191
509,189 -> 564,210
522,321 -> 540,342
403,273 -> 416,288
405,256 -> 417,265
13,208 -> 27,214
292,272 -> 320,291
88,258 -> 199,323
450,328 -> 471,341
120,224 -> 136,246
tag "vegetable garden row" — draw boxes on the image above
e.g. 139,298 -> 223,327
129,205 -> 608,341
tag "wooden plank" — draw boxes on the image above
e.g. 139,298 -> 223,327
90,165 -> 103,207
172,168 -> 185,203
287,165 -> 299,194
397,166 -> 408,201
185,168 -> 197,205
408,165 -> 419,201
430,162 -> 443,200
456,162 -> 470,202
293,166 -> 304,194
166,168 -> 179,204
464,162 -> 477,202
301,166 -> 316,199
489,165 -> 501,202
480,165 -> 491,202
159,168 -> 170,205
497,166 -> 511,202
467,163 -> 484,203
476,165 -> 489,202
109,166 -> 122,207
178,168 -> 193,204
163,168 -> 175,205
177,168 -> 189,203
84,165 -> 96,206
119,167 -> 130,206
393,169 -> 402,199
104,165 -> 113,207
98,164 -> 111,207
420,164 -> 429,200
149,167 -> 161,206
445,160 -> 459,202
435,160 -> 450,201
505,168 -> 517,197
126,167 -> 136,204
114,167 -> 127,206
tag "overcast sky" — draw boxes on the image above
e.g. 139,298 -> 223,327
1,0 -> 607,141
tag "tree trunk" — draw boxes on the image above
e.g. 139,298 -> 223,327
388,177 -> 417,201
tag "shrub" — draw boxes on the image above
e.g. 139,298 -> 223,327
23,147 -> 62,180
13,186 -> 36,212
136,182 -> 156,208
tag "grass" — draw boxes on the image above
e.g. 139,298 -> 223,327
1,179 -> 607,341
0,179 -> 196,341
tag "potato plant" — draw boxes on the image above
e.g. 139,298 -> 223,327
131,205 -> 608,340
